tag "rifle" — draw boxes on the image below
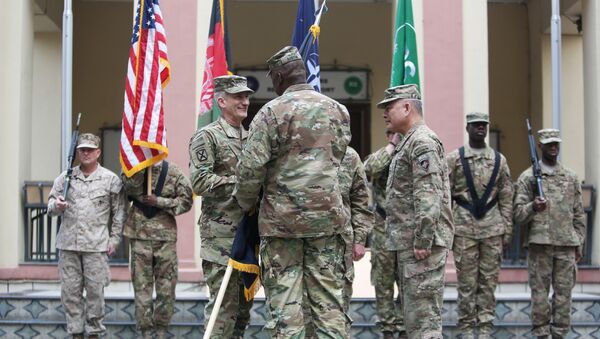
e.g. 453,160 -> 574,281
63,113 -> 82,201
526,119 -> 544,199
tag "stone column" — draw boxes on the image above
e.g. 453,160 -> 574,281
583,0 -> 600,265
0,1 -> 34,268
462,0 -> 489,143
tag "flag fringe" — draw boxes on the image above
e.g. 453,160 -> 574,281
243,276 -> 261,302
120,151 -> 168,178
228,258 -> 260,275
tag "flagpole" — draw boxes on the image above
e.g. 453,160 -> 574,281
551,0 -> 562,131
61,0 -> 73,171
203,265 -> 234,339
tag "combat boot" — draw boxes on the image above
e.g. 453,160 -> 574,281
88,335 -> 99,339
140,329 -> 154,339
383,331 -> 395,339
397,330 -> 408,339
71,334 -> 84,339
155,327 -> 168,339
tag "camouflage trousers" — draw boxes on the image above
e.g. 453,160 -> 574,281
528,244 -> 577,338
370,219 -> 403,334
130,239 -> 178,331
261,235 -> 347,339
397,247 -> 447,339
453,235 -> 503,335
202,260 -> 253,338
58,250 -> 111,336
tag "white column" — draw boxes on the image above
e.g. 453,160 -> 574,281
583,0 -> 600,265
0,0 -> 35,267
462,0 -> 489,142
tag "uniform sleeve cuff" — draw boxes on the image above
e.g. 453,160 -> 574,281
414,236 -> 433,250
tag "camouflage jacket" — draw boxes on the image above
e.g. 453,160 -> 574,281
234,83 -> 352,238
385,122 -> 454,254
447,145 -> 514,241
48,165 -> 126,252
514,163 -> 586,248
364,146 -> 392,233
339,147 -> 373,245
122,162 -> 193,242
189,117 -> 247,265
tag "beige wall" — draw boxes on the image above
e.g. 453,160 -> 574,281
31,32 -> 62,180
72,1 -> 131,136
488,4 -> 531,177
228,1 -> 392,152
541,35 -> 585,178
0,0 -> 35,266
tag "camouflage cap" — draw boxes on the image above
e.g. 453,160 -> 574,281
538,128 -> 562,144
77,133 -> 100,149
376,84 -> 421,109
266,46 -> 302,75
466,112 -> 489,124
214,75 -> 254,94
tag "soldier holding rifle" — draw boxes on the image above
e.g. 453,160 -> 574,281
48,132 -> 126,339
514,127 -> 586,339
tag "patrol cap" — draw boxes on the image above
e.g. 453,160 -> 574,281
376,84 -> 421,109
77,133 -> 100,149
538,128 -> 562,144
266,46 -> 302,76
466,112 -> 489,124
214,75 -> 254,94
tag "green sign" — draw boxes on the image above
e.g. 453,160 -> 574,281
344,76 -> 363,95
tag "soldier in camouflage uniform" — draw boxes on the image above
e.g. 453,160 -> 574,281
304,146 -> 372,337
233,46 -> 352,338
122,161 -> 193,339
364,130 -> 406,339
189,75 -> 255,338
514,129 -> 586,339
48,133 -> 126,339
380,85 -> 454,339
447,112 -> 514,339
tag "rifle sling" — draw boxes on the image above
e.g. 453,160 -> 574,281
132,161 -> 169,219
454,147 -> 501,220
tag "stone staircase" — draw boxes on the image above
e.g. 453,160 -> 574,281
1,284 -> 599,338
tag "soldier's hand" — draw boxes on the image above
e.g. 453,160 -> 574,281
391,133 -> 402,145
142,194 -> 158,206
352,244 -> 366,261
532,197 -> 547,212
414,248 -> 431,260
107,243 -> 116,256
56,196 -> 68,212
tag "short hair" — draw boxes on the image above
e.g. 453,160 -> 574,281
409,99 -> 423,116
214,90 -> 226,100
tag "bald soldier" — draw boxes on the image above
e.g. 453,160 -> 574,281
447,112 -> 514,339
514,129 -> 586,339
380,84 -> 454,339
48,133 -> 126,339
189,75 -> 255,338
234,46 -> 352,338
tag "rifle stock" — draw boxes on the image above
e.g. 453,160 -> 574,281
63,113 -> 82,200
526,119 -> 544,199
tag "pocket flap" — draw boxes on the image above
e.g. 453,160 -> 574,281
403,249 -> 447,278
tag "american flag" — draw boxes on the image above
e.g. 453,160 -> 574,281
120,0 -> 170,177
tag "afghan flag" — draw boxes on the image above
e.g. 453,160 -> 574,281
390,0 -> 420,88
197,0 -> 231,129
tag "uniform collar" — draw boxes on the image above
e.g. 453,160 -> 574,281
73,164 -> 102,180
462,144 -> 494,159
218,117 -> 247,140
539,160 -> 563,176
283,83 -> 314,94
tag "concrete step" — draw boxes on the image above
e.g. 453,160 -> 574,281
1,291 -> 599,338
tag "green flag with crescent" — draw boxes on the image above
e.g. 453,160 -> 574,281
391,0 -> 420,88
